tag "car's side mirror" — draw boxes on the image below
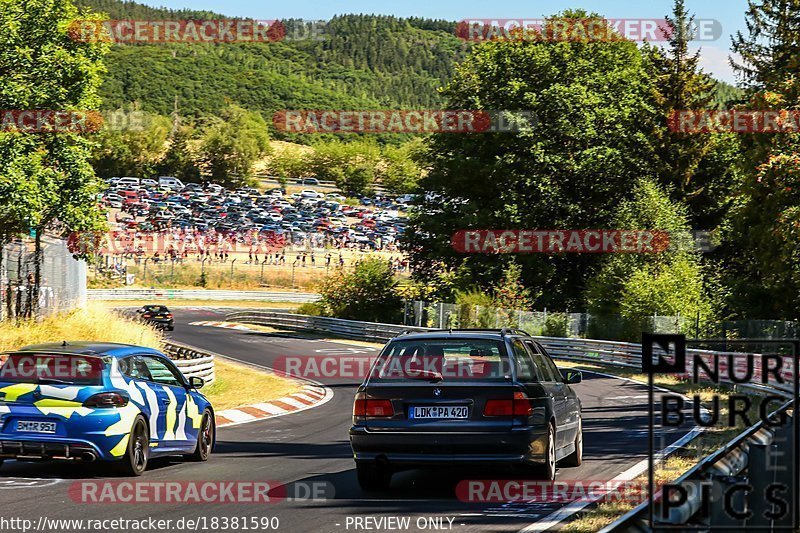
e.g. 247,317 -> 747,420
188,376 -> 205,389
561,369 -> 582,384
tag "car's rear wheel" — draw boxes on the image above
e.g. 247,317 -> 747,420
187,410 -> 214,462
561,419 -> 583,467
356,463 -> 391,491
115,416 -> 148,476
538,425 -> 557,481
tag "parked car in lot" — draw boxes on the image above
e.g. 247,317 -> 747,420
0,342 -> 215,475
158,176 -> 184,190
349,329 -> 583,490
117,177 -> 140,188
101,176 -> 409,252
136,305 -> 174,331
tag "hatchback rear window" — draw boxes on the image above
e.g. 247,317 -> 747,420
370,339 -> 511,382
143,306 -> 169,313
0,354 -> 104,385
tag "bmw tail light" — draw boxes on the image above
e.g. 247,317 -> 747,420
483,392 -> 532,417
84,392 -> 129,408
512,391 -> 534,416
353,392 -> 393,418
366,400 -> 393,417
483,399 -> 513,416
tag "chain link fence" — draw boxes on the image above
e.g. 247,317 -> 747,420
0,236 -> 87,320
402,300 -> 799,341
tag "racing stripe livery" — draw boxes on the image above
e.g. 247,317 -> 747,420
0,342 -> 213,468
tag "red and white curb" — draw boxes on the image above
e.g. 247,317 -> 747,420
215,384 -> 332,428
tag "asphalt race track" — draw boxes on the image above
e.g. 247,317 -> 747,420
0,308 -> 695,533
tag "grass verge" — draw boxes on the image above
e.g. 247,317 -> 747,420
202,357 -> 302,411
0,304 -> 164,352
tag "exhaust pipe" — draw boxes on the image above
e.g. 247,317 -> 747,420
79,451 -> 97,462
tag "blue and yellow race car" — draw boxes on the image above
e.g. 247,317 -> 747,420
0,342 -> 215,475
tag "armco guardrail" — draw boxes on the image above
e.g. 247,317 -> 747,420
225,311 -> 427,341
225,311 -> 798,530
89,289 -> 320,303
163,341 -> 215,385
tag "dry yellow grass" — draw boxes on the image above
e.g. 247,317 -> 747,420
0,304 -> 164,353
90,261 -> 328,291
202,357 -> 302,411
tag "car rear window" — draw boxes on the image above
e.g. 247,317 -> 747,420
369,339 -> 511,383
0,353 -> 104,385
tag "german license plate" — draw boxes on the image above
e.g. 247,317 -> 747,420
16,420 -> 56,433
410,406 -> 468,419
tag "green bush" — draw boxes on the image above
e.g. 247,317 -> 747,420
543,313 -> 568,337
318,258 -> 402,323
295,302 -> 323,316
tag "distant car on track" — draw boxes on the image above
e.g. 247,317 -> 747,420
349,329 -> 583,490
0,342 -> 215,475
136,305 -> 174,331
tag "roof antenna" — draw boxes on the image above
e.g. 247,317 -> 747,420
61,340 -> 68,347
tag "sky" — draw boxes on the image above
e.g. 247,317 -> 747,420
141,0 -> 749,83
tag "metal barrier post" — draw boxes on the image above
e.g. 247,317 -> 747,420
747,442 -> 781,528
772,420 -> 797,529
710,474 -> 748,528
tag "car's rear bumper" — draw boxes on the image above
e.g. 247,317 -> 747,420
146,319 -> 174,328
349,426 -> 548,466
0,436 -> 110,461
